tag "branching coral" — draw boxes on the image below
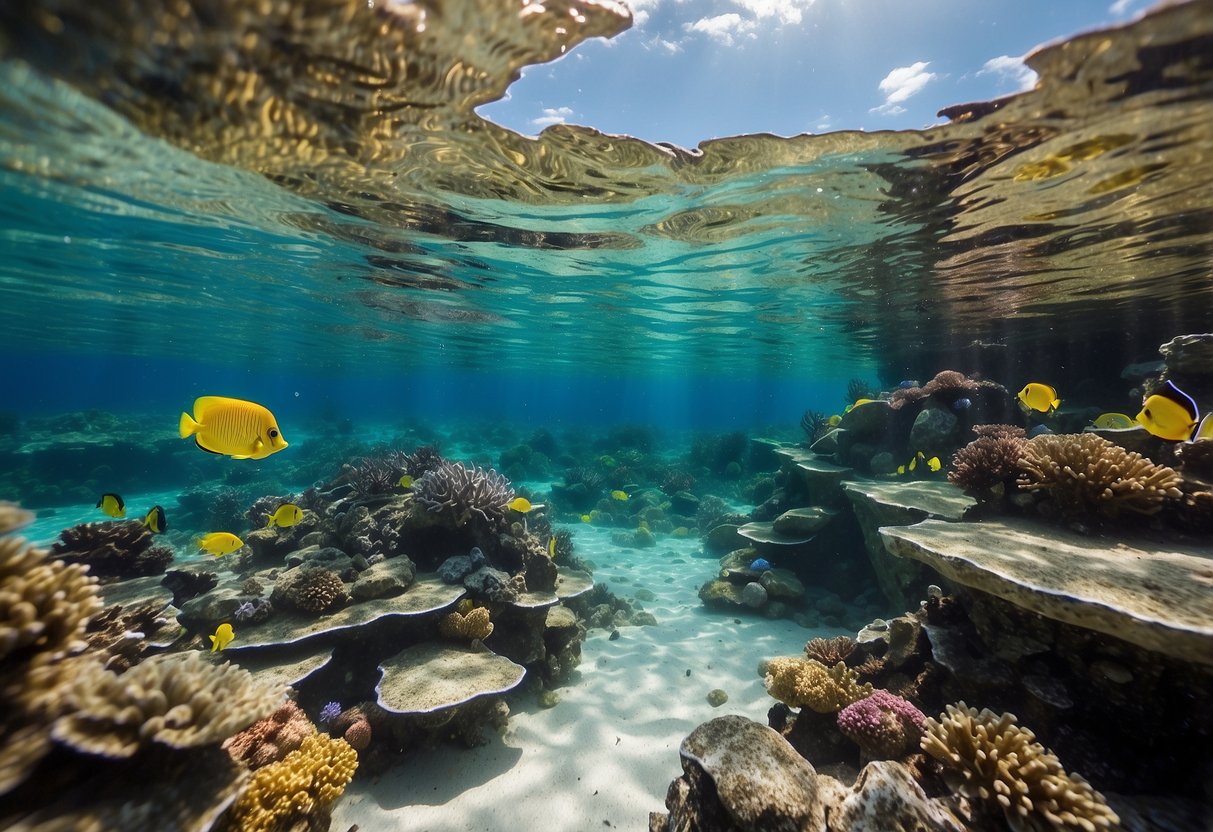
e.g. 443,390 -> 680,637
50,520 -> 174,578
764,657 -> 873,713
1017,433 -> 1182,518
51,652 -> 285,758
399,444 -> 445,479
803,635 -> 855,666
226,733 -> 358,832
949,429 -> 1029,496
346,455 -> 401,497
439,606 -> 494,641
414,459 -> 515,527
890,370 -> 979,410
837,690 -> 926,759
922,702 -> 1119,832
223,700 -> 316,769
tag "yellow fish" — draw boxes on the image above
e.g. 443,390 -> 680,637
96,493 -> 125,518
266,503 -> 303,528
611,490 -> 629,501
179,396 -> 288,460
209,622 -> 234,652
580,514 -> 592,523
143,505 -> 167,534
198,532 -> 244,557
827,415 -> 842,426
505,497 -> 534,513
1136,381 -> 1199,441
1195,414 -> 1213,442
852,398 -> 880,407
1092,412 -> 1137,430
896,464 -> 906,475
399,474 -> 413,488
1018,382 -> 1060,414
548,535 -> 557,558
926,456 -> 942,472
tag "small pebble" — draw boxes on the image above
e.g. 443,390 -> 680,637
609,629 -> 621,641
685,669 -> 691,677
538,690 -> 560,708
706,689 -> 729,707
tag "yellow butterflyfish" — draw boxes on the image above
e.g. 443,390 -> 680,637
610,490 -> 629,501
266,503 -> 303,528
1017,382 -> 1060,414
209,622 -> 234,652
926,456 -> 942,472
827,415 -> 842,427
179,396 -> 288,460
1136,381 -> 1200,441
198,531 -> 244,557
399,474 -> 413,488
1092,412 -> 1136,430
548,536 -> 557,558
580,514 -> 592,523
143,505 -> 167,534
505,497 -> 534,513
96,493 -> 125,518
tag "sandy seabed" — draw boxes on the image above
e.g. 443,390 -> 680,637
333,527 -> 827,832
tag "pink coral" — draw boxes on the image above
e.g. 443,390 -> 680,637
223,700 -> 315,769
836,690 -> 927,760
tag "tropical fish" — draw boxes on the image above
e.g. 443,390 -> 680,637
827,414 -> 842,427
209,622 -> 234,652
611,490 -> 629,501
750,558 -> 772,571
852,398 -> 880,407
548,535 -> 557,558
178,396 -> 288,460
399,474 -> 413,488
951,397 -> 972,412
266,503 -> 303,528
926,456 -> 942,472
898,380 -> 917,389
198,532 -> 244,557
1136,380 -> 1200,441
580,514 -> 592,523
505,497 -> 535,513
897,452 -> 940,475
96,493 -> 125,518
1018,382 -> 1060,414
143,505 -> 167,534
1092,412 -> 1137,430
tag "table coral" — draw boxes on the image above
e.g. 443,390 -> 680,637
223,700 -> 316,769
836,690 -> 926,759
226,733 -> 358,832
922,702 -> 1119,832
52,651 -> 284,758
1017,433 -> 1182,519
439,606 -> 494,641
764,657 -> 873,713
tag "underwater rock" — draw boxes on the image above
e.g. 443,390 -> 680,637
759,568 -> 805,601
463,565 -> 522,603
161,567 -> 219,608
704,523 -> 746,554
838,399 -> 891,438
706,689 -> 728,707
809,427 -> 843,455
243,527 -> 296,565
437,547 -> 488,584
375,643 -> 526,715
830,760 -> 965,831
285,544 -> 358,579
908,405 -> 958,456
669,491 -> 699,515
177,587 -> 246,633
698,579 -> 745,610
1159,332 -> 1213,376
740,581 -> 768,609
349,555 -> 416,602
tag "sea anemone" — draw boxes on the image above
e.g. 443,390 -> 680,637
319,701 -> 342,725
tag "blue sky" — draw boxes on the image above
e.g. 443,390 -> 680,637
479,0 -> 1155,148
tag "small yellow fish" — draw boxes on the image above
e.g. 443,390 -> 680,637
143,505 -> 167,534
580,514 -> 592,523
1018,382 -> 1060,414
909,453 -> 919,472
198,531 -> 244,557
548,535 -> 557,558
852,398 -> 880,407
179,396 -> 288,460
1137,381 -> 1200,441
827,414 -> 842,427
266,503 -> 303,529
896,464 -> 906,475
926,456 -> 942,472
505,497 -> 533,513
399,474 -> 413,488
96,493 -> 125,518
1092,412 -> 1137,430
209,622 -> 234,652
611,490 -> 629,501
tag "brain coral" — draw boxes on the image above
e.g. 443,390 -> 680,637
227,733 -> 358,832
922,702 -> 1119,832
764,657 -> 873,713
949,430 -> 1028,495
439,606 -> 494,641
271,566 -> 348,614
223,700 -> 316,769
52,652 -> 284,758
414,459 -> 515,527
1017,433 -> 1182,519
836,690 -> 927,759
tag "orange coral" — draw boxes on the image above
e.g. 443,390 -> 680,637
223,700 -> 316,769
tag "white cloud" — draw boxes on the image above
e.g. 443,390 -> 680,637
646,36 -> 683,53
1108,0 -> 1139,16
531,106 -> 573,128
870,61 -> 937,115
627,0 -> 663,27
814,115 -> 833,132
733,0 -> 816,25
683,13 -> 752,46
978,54 -> 1038,92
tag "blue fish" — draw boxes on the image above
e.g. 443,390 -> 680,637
898,380 -> 916,389
951,397 -> 972,412
750,558 -> 772,571
1028,424 -> 1054,438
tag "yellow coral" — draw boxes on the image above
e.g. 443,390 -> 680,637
922,702 -> 1119,832
763,657 -> 872,713
439,606 -> 494,641
228,734 -> 358,831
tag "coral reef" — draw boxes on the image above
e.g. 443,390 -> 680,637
83,600 -> 168,672
343,717 -> 371,751
764,657 -> 873,713
223,700 -> 316,769
0,502 -> 34,534
270,566 -> 348,614
50,519 -> 174,579
836,690 -> 926,760
439,606 -> 494,641
949,425 -> 1029,498
889,370 -> 979,410
399,444 -> 445,479
224,733 -> 357,832
803,635 -> 855,666
52,652 -> 284,758
414,459 -> 515,527
345,455 -> 401,497
1017,433 -> 1182,519
921,702 -> 1119,832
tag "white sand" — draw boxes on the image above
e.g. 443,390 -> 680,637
333,526 -> 831,832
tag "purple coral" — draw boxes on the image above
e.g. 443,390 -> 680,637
233,601 -> 257,623
319,701 -> 342,725
836,690 -> 927,760
413,460 -> 515,526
